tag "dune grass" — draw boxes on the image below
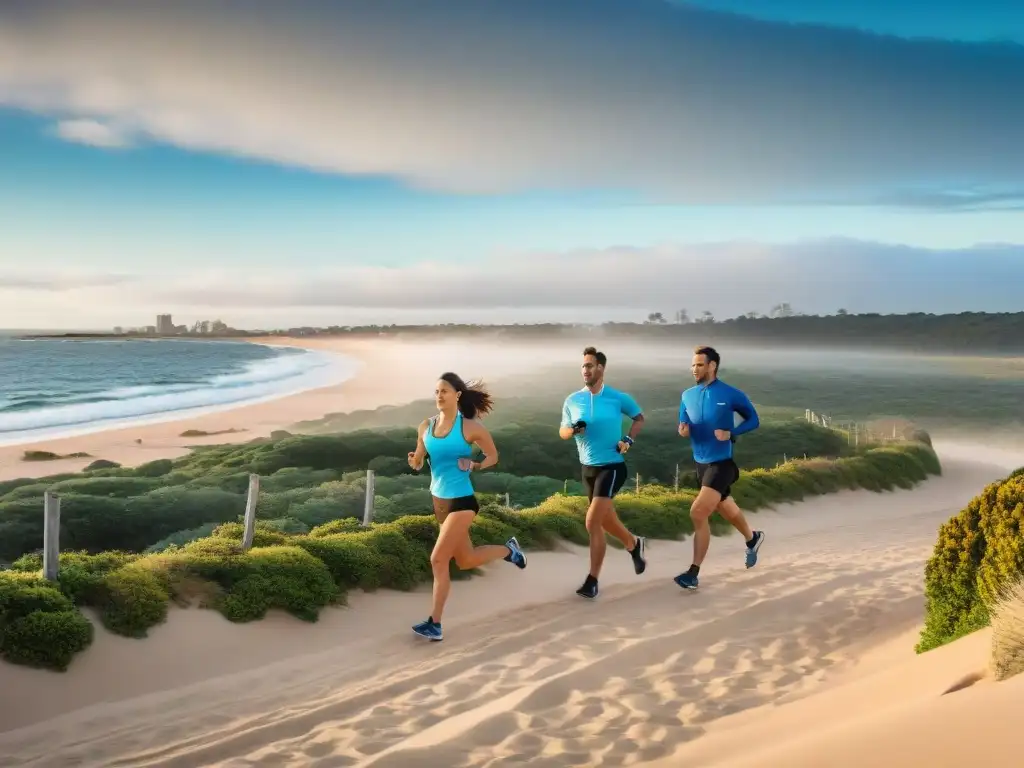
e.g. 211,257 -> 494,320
989,578 -> 1024,682
0,440 -> 940,672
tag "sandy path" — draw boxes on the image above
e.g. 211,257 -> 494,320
0,452 -> 1010,767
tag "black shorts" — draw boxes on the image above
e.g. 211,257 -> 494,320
581,462 -> 628,501
695,459 -> 740,499
432,494 -> 479,517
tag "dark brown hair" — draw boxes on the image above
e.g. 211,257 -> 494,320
583,346 -> 607,366
439,372 -> 494,419
694,345 -> 720,370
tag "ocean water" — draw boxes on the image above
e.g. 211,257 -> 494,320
0,337 -> 359,446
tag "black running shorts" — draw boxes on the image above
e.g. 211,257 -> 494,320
695,458 -> 740,500
432,494 -> 480,517
581,461 -> 628,501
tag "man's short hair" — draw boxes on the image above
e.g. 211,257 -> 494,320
694,345 -> 720,369
583,346 -> 607,367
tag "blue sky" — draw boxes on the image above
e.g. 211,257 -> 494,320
1,0 -> 1022,328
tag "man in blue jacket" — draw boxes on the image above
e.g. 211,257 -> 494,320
674,345 -> 765,590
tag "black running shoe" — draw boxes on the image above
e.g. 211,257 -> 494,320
576,575 -> 598,599
630,536 -> 647,575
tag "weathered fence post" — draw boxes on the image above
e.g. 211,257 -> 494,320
504,492 -> 510,507
241,473 -> 260,551
43,491 -> 61,581
674,463 -> 679,492
362,469 -> 375,526
635,473 -> 640,494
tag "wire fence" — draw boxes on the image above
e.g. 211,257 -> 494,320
805,409 -> 915,446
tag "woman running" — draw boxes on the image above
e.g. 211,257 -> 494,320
407,372 -> 527,641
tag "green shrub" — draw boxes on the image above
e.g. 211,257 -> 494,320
85,459 -> 122,471
308,518 -> 363,537
0,439 -> 938,671
99,563 -> 171,637
1,609 -> 94,671
917,468 -> 1024,653
134,459 -> 174,477
0,571 -> 94,670
213,546 -> 339,623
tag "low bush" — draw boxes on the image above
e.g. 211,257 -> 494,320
0,571 -> 94,670
2,440 -> 938,671
918,466 -> 1024,653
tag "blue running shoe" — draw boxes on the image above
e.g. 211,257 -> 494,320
674,571 -> 699,590
412,618 -> 443,641
745,530 -> 765,569
504,536 -> 527,569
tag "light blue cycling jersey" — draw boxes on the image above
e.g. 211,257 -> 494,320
561,384 -> 643,467
422,412 -> 475,499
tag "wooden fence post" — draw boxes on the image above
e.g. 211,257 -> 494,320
43,491 -> 61,581
504,492 -> 510,507
241,473 -> 260,551
635,473 -> 640,494
674,463 -> 679,492
362,469 -> 375,526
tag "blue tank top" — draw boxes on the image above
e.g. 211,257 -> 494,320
422,412 -> 475,499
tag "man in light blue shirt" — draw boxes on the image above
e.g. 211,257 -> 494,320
560,346 -> 647,599
674,345 -> 765,591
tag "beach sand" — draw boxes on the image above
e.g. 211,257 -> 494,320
0,449 -> 1018,767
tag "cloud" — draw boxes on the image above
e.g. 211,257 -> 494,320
53,117 -> 131,148
0,270 -> 133,292
1,0 -> 1022,206
5,240 -> 1024,324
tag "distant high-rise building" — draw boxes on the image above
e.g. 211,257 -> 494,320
156,314 -> 173,334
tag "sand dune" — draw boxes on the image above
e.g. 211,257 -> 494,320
0,451 -> 1013,767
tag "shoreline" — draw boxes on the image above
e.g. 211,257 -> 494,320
0,336 -> 419,482
0,335 -> 592,482
0,339 -> 360,450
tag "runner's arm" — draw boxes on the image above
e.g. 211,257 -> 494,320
466,420 -> 499,471
559,398 -> 577,439
409,419 -> 429,468
678,392 -> 691,436
730,389 -> 760,436
619,392 -> 645,441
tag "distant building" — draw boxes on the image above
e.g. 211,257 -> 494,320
156,314 -> 174,334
